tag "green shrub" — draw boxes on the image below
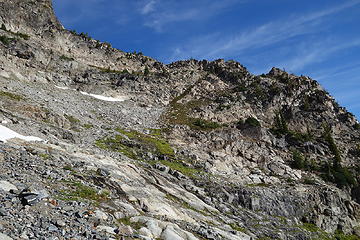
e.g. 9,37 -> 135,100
323,124 -> 341,168
233,84 -> 246,92
0,35 -> 14,45
192,118 -> 221,130
302,95 -> 311,111
332,167 -> 356,188
303,177 -> 316,185
291,151 -> 306,169
60,55 -> 74,61
144,66 -> 150,75
245,117 -> 261,127
354,145 -> 360,157
13,32 -> 30,40
285,130 -> 313,145
272,111 -> 289,136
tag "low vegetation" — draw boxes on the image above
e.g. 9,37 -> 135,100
117,217 -> 143,230
0,90 -> 23,101
289,125 -> 356,188
96,128 -> 205,178
164,86 -> 223,131
60,55 -> 74,61
1,24 -> 30,40
0,35 -> 14,45
115,128 -> 174,156
237,117 -> 261,128
59,181 -> 109,202
321,125 -> 356,188
96,128 -> 174,159
229,223 -> 247,233
271,111 -> 312,144
65,114 -> 80,124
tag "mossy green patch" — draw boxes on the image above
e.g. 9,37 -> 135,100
146,128 -> 163,136
246,183 -> 270,187
83,124 -> 93,129
96,128 -> 205,178
192,118 -> 222,130
95,135 -> 138,159
334,230 -> 360,240
0,90 -> 23,101
300,223 -> 320,232
151,160 -> 203,178
115,128 -> 174,156
229,223 -> 247,233
117,217 -> 143,230
38,153 -> 50,160
59,181 -> 109,202
65,114 -> 80,124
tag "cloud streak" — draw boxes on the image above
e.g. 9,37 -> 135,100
141,0 -> 157,15
277,39 -> 360,72
169,0 -> 360,61
141,0 -> 243,32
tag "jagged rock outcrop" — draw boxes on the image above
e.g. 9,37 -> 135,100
0,0 -> 359,239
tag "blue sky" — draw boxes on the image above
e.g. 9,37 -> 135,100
53,0 -> 360,118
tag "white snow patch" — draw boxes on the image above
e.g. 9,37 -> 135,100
79,91 -> 127,102
54,86 -> 127,102
55,86 -> 69,90
0,125 -> 43,143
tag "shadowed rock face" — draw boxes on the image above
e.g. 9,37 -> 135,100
0,0 -> 359,239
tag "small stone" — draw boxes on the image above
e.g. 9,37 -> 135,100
0,181 -> 18,192
113,212 -> 125,219
97,168 -> 110,177
48,225 -> 58,232
94,210 -> 108,221
96,225 -> 116,234
161,226 -> 183,240
20,231 -> 28,239
138,227 -> 152,237
55,220 -> 66,227
117,225 -> 133,236
0,209 -> 7,216
0,232 -> 13,240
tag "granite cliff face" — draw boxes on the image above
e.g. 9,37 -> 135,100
0,1 -> 360,239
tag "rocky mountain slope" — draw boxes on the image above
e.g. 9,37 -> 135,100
0,0 -> 360,239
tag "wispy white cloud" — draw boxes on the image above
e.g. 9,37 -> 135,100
277,39 -> 360,72
141,0 -> 157,15
142,0 -> 243,32
313,62 -> 360,82
168,0 -> 360,61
